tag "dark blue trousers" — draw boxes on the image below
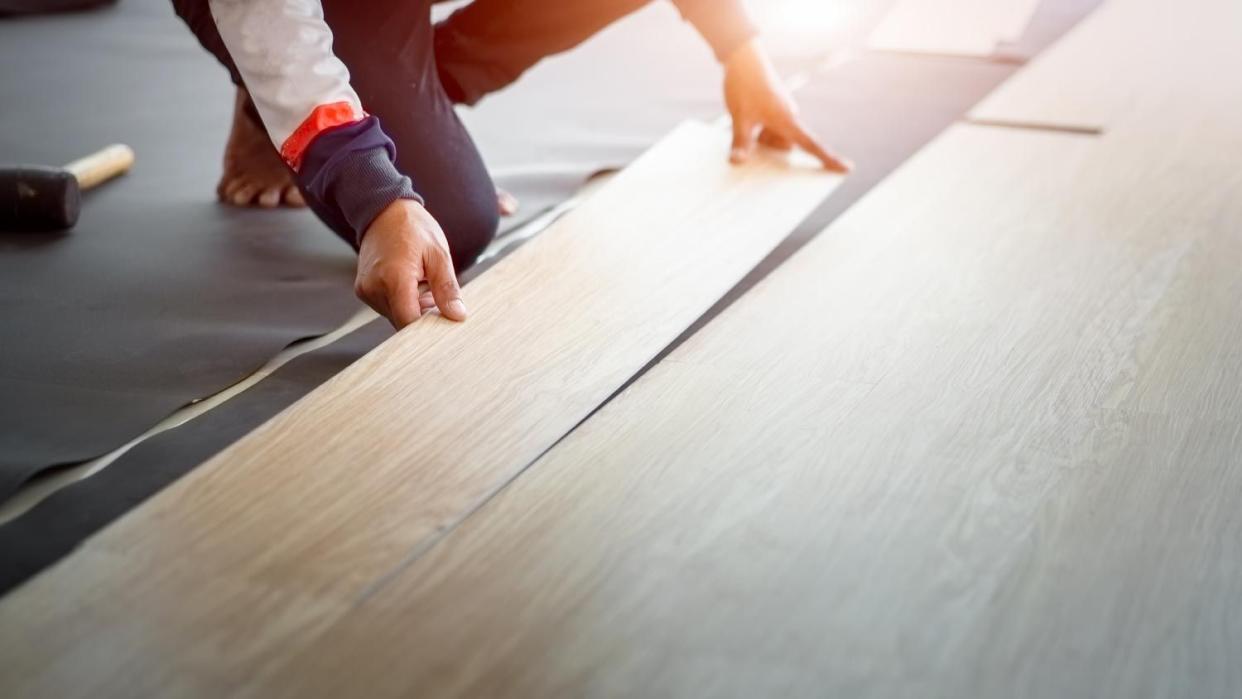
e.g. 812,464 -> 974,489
172,0 -> 652,268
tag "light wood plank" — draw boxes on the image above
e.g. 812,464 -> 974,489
869,0 -> 1000,56
868,0 -> 1038,56
0,121 -> 840,696
0,549 -> 350,698
233,121 -> 1242,696
971,0 -> 1242,130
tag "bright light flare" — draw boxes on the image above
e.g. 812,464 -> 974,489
750,0 -> 866,38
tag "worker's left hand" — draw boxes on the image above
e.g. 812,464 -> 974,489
723,38 -> 852,173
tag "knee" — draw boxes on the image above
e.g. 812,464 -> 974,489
431,191 -> 499,273
303,180 -> 497,265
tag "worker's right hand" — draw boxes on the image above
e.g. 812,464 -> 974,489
355,199 -> 469,330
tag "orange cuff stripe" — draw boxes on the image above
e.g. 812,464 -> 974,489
280,101 -> 366,170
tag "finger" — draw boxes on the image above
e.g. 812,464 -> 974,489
786,119 -> 853,173
758,128 -> 793,151
360,284 -> 392,327
257,187 -> 282,208
419,290 -> 436,312
230,182 -> 260,206
284,186 -> 306,208
425,247 -> 468,322
730,117 -> 758,164
386,269 -> 424,330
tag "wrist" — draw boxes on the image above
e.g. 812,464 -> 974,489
327,147 -> 421,248
722,36 -> 761,70
296,116 -> 422,249
676,0 -> 759,63
364,197 -> 424,244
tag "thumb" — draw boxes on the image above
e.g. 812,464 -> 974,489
730,117 -> 757,164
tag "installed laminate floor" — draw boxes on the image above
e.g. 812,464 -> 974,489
0,122 -> 841,696
220,119 -> 1242,697
5,3 -> 1242,696
971,0 -> 1242,129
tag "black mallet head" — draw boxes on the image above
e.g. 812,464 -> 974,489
0,144 -> 134,232
0,166 -> 82,231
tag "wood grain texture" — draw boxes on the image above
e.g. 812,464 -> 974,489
970,0 -> 1242,130
230,121 -> 1242,698
0,121 -> 840,696
868,0 -> 1038,56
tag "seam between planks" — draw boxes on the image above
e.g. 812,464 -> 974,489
345,6 -> 1114,611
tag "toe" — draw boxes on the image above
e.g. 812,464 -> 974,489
257,188 -> 282,208
497,189 -> 519,217
284,186 -> 306,208
219,177 -> 241,202
230,183 -> 259,206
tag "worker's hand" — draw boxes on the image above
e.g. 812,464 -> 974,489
356,199 -> 468,330
722,38 -> 852,173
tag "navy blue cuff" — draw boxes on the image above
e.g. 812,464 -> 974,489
297,116 -> 422,247
673,0 -> 759,62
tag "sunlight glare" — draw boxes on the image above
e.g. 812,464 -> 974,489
751,0 -> 865,37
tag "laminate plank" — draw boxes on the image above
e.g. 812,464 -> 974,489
869,0 -> 1000,56
868,0 -> 1038,56
0,121 -> 840,696
234,121 -> 1242,697
0,549 -> 350,698
971,0 -> 1242,130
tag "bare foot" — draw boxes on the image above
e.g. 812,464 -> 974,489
218,89 -> 305,208
220,88 -> 514,214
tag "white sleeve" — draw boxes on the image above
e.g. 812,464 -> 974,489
207,0 -> 366,169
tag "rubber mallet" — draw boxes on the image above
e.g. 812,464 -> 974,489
0,144 -> 135,231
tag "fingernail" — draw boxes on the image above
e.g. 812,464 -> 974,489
730,149 -> 747,164
447,299 -> 468,319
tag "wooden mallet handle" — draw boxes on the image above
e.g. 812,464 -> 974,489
63,144 -> 135,190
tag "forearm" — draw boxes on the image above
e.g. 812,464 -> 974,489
207,0 -> 361,165
207,0 -> 418,243
669,0 -> 758,62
